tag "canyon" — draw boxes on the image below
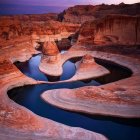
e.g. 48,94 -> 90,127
0,2 -> 140,140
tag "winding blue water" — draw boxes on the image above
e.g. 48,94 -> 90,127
10,54 -> 140,140
15,54 -> 78,81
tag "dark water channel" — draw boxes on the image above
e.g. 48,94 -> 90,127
8,54 -> 140,140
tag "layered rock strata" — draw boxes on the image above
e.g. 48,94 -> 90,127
39,51 -> 109,81
0,42 -> 107,140
77,15 -> 140,45
41,49 -> 140,118
0,16 -> 80,50
69,54 -> 110,81
42,41 -> 59,56
59,3 -> 140,23
39,41 -> 62,76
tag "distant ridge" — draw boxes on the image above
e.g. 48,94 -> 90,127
58,3 -> 140,23
0,4 -> 67,15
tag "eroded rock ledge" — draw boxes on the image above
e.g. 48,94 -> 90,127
0,15 -> 80,51
58,3 -> 140,23
77,15 -> 140,45
0,44 -> 107,140
41,49 -> 140,118
39,45 -> 109,81
69,54 -> 110,81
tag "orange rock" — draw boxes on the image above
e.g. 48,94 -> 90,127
42,41 -> 59,56
77,15 -> 140,45
47,55 -> 61,64
59,3 -> 140,24
81,54 -> 95,64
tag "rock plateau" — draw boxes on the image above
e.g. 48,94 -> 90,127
59,3 -> 140,23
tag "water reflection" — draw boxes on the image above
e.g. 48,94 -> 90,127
10,55 -> 139,140
8,83 -> 140,140
14,54 -> 132,83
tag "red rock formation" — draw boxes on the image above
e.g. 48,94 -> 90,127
42,41 -> 59,56
42,41 -> 61,64
58,3 -> 140,23
0,37 -> 108,140
77,15 -> 140,45
0,16 -> 80,49
41,50 -> 140,118
70,54 -> 110,80
81,54 -> 95,64
58,5 -> 96,24
77,54 -> 97,71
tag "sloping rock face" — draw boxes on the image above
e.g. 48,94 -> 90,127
0,14 -> 107,140
0,14 -> 57,41
76,54 -> 97,71
58,3 -> 140,23
41,50 -> 140,118
77,15 -> 140,45
42,41 -> 61,64
0,15 -> 80,50
58,5 -> 96,24
0,37 -> 107,140
81,54 -> 95,64
42,41 -> 59,55
68,54 -> 110,81
56,38 -> 72,51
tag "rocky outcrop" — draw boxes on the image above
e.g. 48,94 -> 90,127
41,50 -> 140,118
0,14 -> 57,41
41,41 -> 61,64
77,15 -> 140,45
56,38 -> 72,51
58,5 -> 96,24
58,3 -> 140,23
80,54 -> 95,64
68,54 -> 110,81
39,52 -> 110,82
42,41 -> 59,55
0,16 -> 80,50
0,38 -> 107,140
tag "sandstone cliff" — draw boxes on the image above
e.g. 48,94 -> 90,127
77,15 -> 140,45
58,3 -> 140,23
0,15 -> 80,49
42,41 -> 59,55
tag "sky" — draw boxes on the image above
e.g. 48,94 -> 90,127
0,0 -> 139,15
0,0 -> 139,7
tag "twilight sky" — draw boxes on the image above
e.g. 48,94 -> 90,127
0,0 -> 139,15
0,0 -> 139,6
